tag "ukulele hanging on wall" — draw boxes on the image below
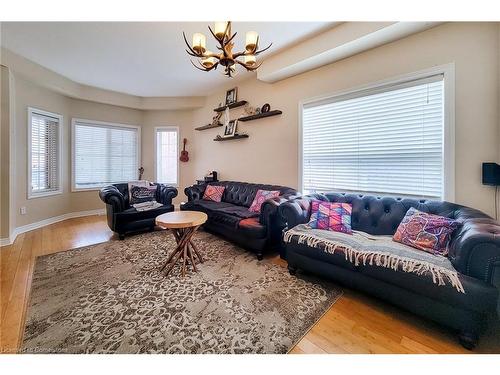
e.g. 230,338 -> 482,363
180,138 -> 189,162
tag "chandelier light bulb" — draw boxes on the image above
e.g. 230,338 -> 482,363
192,33 -> 206,54
214,22 -> 228,39
244,54 -> 256,66
245,31 -> 258,52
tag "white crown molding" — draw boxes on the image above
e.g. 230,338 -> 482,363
258,22 -> 444,83
0,48 -> 206,110
0,208 -> 105,247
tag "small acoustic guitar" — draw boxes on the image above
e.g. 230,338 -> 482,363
180,138 -> 189,162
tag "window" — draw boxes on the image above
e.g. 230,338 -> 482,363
301,74 -> 448,199
155,127 -> 179,186
72,119 -> 140,190
28,107 -> 62,198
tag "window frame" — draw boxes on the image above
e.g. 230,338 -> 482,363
298,63 -> 455,201
71,118 -> 142,192
154,126 -> 180,187
27,107 -> 63,199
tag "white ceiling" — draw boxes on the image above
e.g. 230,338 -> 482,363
1,22 -> 335,97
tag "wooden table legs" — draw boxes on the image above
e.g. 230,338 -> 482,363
160,226 -> 204,277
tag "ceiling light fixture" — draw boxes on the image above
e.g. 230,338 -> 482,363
183,21 -> 272,78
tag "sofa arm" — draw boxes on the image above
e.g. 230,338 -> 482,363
99,185 -> 125,213
449,218 -> 500,286
278,197 -> 313,229
184,184 -> 206,201
155,184 -> 178,206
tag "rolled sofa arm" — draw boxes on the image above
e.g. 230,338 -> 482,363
184,184 -> 207,201
278,197 -> 314,229
259,194 -> 301,226
449,218 -> 500,286
99,185 -> 125,213
155,184 -> 178,205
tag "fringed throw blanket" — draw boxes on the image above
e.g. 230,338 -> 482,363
284,224 -> 465,293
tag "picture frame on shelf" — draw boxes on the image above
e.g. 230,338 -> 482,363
225,87 -> 238,106
223,119 -> 238,137
212,112 -> 222,126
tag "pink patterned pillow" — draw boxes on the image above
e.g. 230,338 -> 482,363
249,189 -> 280,213
202,185 -> 225,202
307,201 -> 352,234
393,207 -> 460,256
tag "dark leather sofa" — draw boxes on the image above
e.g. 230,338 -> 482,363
279,193 -> 500,349
182,181 -> 297,259
99,183 -> 178,239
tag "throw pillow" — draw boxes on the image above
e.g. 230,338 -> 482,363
249,189 -> 281,213
393,207 -> 460,256
129,185 -> 157,205
127,180 -> 150,201
203,185 -> 225,202
307,201 -> 353,234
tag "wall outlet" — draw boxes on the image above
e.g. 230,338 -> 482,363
20,206 -> 27,215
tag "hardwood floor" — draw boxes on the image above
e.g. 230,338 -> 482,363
1,215 -> 499,354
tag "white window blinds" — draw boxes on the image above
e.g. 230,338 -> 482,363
29,109 -> 61,196
73,120 -> 140,190
156,128 -> 179,185
302,75 -> 444,198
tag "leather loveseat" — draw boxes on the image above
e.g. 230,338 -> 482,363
99,183 -> 178,239
182,181 -> 297,259
279,193 -> 500,349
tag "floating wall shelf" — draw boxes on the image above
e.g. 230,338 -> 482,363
238,110 -> 283,122
214,101 -> 248,112
195,122 -> 223,131
213,134 -> 249,142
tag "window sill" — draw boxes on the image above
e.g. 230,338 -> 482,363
27,189 -> 63,199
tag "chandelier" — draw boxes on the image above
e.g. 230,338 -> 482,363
183,21 -> 272,77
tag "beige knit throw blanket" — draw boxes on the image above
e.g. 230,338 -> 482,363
283,224 -> 465,293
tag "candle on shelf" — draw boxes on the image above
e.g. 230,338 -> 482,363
214,22 -> 229,39
245,31 -> 258,52
244,54 -> 256,66
192,33 -> 206,54
201,52 -> 216,68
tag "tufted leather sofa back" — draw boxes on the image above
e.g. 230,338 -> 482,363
304,192 -> 490,236
208,181 -> 297,207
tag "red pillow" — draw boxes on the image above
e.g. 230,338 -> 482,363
202,185 -> 225,202
393,207 -> 460,256
249,189 -> 280,213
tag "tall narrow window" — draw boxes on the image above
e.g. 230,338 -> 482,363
72,119 -> 140,190
301,74 -> 446,199
28,107 -> 62,198
156,127 -> 179,186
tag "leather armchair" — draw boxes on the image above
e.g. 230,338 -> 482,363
99,182 -> 178,239
279,192 -> 500,349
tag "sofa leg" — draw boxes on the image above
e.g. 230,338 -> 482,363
458,330 -> 479,350
288,265 -> 297,275
256,252 -> 264,261
119,233 -> 125,240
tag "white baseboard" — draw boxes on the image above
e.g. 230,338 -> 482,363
0,209 -> 105,247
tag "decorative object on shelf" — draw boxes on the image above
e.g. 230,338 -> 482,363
212,112 -> 223,127
183,21 -> 272,77
223,119 -> 238,137
202,170 -> 218,183
238,109 -> 283,122
138,166 -> 144,180
214,134 -> 249,141
180,138 -> 189,162
225,87 -> 238,106
261,103 -> 271,113
243,103 -> 256,116
255,107 -> 261,115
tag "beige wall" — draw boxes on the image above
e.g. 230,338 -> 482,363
1,66 -> 11,238
190,22 -> 500,216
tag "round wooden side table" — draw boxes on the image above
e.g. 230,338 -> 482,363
155,211 -> 208,277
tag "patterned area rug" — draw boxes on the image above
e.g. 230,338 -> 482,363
21,230 -> 342,354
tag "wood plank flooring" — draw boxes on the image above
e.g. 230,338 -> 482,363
1,215 -> 499,354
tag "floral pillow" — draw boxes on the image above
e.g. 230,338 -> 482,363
307,201 -> 352,234
393,207 -> 460,256
202,185 -> 225,202
249,190 -> 281,213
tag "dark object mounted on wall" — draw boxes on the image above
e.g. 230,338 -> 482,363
180,138 -> 189,162
482,162 -> 500,185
